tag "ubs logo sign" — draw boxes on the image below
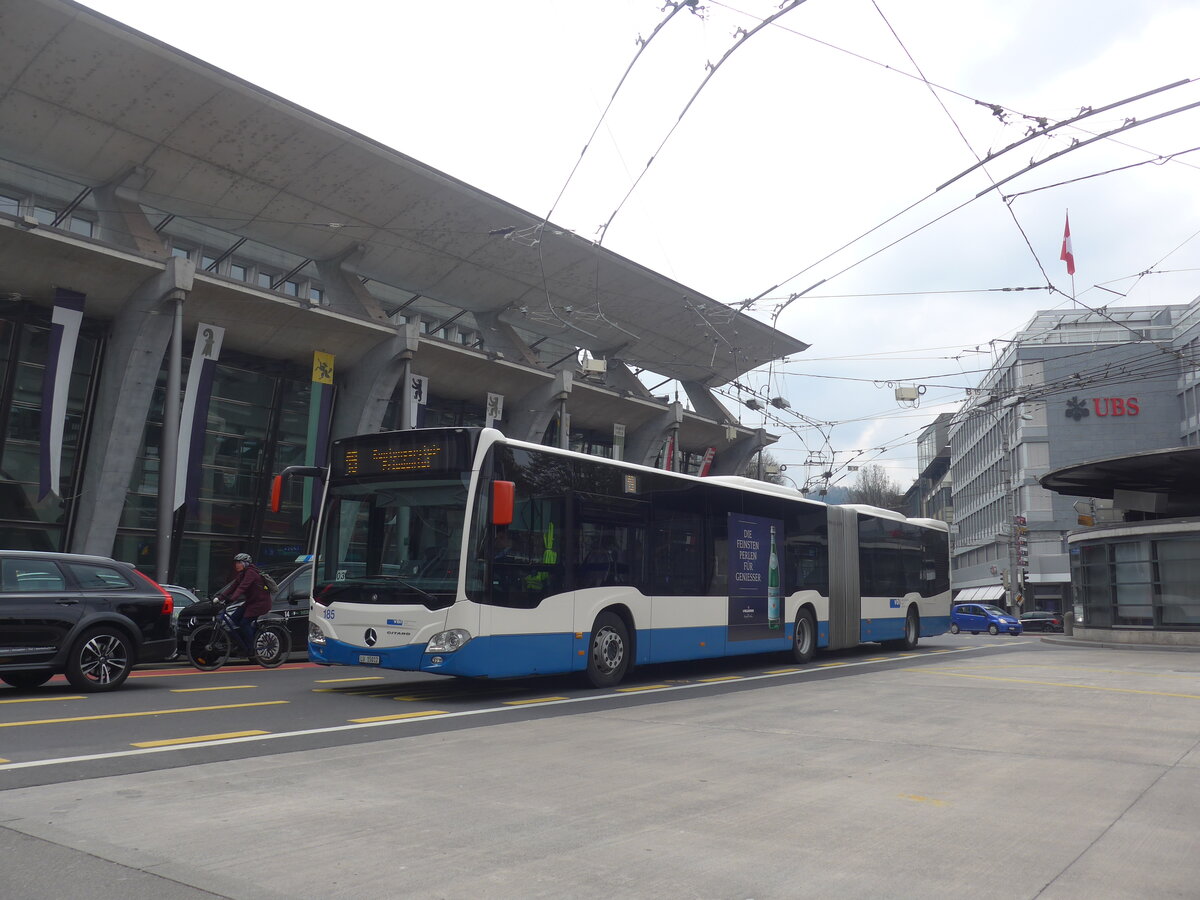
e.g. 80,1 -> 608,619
1065,396 -> 1140,421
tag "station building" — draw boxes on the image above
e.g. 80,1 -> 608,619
0,0 -> 806,592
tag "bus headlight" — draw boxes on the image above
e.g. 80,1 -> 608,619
308,622 -> 327,646
426,628 -> 471,653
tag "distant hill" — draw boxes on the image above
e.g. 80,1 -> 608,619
814,485 -> 852,505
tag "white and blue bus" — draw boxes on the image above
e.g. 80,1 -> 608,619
293,427 -> 950,687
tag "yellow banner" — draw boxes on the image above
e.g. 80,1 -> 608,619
312,351 -> 335,384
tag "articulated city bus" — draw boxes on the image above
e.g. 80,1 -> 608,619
294,427 -> 950,687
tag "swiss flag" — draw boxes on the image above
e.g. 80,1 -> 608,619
1060,214 -> 1076,276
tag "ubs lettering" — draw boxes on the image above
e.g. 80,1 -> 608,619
1091,397 -> 1139,417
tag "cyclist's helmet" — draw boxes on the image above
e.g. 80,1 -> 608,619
234,552 -> 252,564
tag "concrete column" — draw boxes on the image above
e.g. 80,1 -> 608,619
474,310 -> 542,368
605,360 -> 654,399
707,428 -> 773,476
624,401 -> 684,468
72,257 -> 195,557
92,166 -> 164,257
507,369 -> 572,444
315,245 -> 391,323
682,380 -> 737,424
329,321 -> 421,440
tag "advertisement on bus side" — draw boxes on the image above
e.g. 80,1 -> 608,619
727,513 -> 785,642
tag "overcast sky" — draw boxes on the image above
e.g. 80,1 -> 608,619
79,0 -> 1200,488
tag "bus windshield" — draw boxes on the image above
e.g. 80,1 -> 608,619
316,476 -> 469,608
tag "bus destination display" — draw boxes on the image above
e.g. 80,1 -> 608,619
332,431 -> 475,479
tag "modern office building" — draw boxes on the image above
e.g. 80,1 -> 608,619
1032,300 -> 1200,644
947,305 -> 1187,613
0,1 -> 806,593
904,413 -> 952,525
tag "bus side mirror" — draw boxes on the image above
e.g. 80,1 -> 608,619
492,481 -> 514,526
270,465 -> 325,512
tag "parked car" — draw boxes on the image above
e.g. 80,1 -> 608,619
1020,610 -> 1064,633
0,550 -> 176,691
176,563 -> 312,657
162,584 -> 203,624
950,603 -> 1023,636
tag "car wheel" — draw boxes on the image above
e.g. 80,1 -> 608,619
585,611 -> 630,688
988,624 -> 999,635
1,671 -> 54,690
792,608 -> 816,663
949,623 -> 960,635
66,627 -> 133,691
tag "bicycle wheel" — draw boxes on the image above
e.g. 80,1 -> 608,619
187,623 -> 232,671
254,622 -> 291,669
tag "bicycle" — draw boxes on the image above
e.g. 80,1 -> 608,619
185,601 -> 292,670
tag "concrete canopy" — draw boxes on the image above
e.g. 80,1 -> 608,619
1039,447 -> 1200,499
0,0 -> 808,388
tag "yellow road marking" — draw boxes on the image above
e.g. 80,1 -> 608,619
818,662 -> 846,668
0,695 -> 86,704
170,685 -> 257,693
0,758 -> 7,763
0,700 -> 288,728
314,676 -> 385,683
390,693 -> 472,701
936,662 -> 1200,680
865,657 -> 891,661
900,793 -> 948,807
699,676 -> 741,683
918,670 -> 1200,699
764,668 -> 801,674
616,684 -> 670,692
349,710 -> 447,723
131,730 -> 270,748
504,697 -> 568,705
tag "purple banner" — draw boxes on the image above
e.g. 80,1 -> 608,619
39,289 -> 86,500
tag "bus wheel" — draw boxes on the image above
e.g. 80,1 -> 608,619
886,608 -> 920,651
586,611 -> 630,688
792,609 -> 816,664
900,608 -> 920,650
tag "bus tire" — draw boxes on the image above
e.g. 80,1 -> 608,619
792,608 -> 816,664
886,608 -> 920,651
902,608 -> 920,649
586,611 -> 630,688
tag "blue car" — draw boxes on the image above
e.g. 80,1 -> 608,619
950,603 -> 1023,636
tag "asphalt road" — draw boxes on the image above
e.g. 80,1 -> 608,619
3,634 -> 1200,899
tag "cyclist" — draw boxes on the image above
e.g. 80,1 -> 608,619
218,552 -> 272,655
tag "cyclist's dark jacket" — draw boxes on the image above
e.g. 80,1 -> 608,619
224,563 -> 272,617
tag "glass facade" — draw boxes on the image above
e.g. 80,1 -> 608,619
115,349 -> 315,596
0,303 -> 100,551
1073,534 -> 1200,630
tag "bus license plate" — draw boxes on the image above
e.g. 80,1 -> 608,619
358,654 -> 381,665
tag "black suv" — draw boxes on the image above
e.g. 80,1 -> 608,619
0,551 -> 176,691
176,563 -> 312,657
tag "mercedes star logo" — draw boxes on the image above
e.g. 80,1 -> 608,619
364,628 -> 377,647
